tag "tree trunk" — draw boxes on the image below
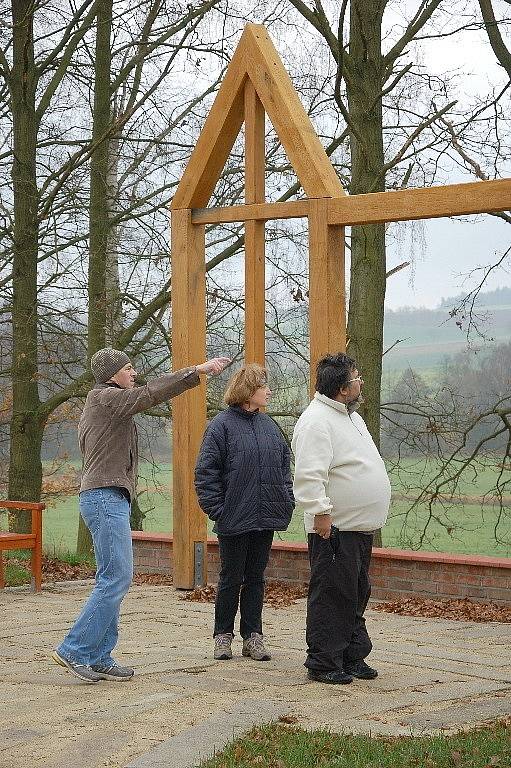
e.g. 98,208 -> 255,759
105,131 -> 124,346
77,0 -> 113,555
8,0 -> 43,532
130,496 -> 146,531
345,1 -> 387,546
87,0 -> 112,360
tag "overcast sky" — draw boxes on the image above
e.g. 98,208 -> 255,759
381,3 -> 510,310
383,215 -> 510,310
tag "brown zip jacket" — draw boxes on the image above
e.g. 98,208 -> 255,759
78,367 -> 200,500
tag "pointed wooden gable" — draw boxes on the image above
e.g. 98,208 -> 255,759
171,24 -> 344,210
169,23 -> 511,591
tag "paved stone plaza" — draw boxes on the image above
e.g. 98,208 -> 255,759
1,581 -> 510,768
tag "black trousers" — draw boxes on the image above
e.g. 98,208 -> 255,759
305,529 -> 373,672
214,530 -> 274,639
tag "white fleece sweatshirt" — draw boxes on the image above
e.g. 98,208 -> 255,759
291,392 -> 391,534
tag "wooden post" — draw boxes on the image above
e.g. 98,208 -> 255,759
244,80 -> 266,364
308,199 -> 346,395
31,505 -> 43,591
171,208 -> 208,588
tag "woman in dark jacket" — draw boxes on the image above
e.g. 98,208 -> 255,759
194,363 -> 294,662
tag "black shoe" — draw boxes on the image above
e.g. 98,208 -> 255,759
345,660 -> 378,680
307,669 -> 353,685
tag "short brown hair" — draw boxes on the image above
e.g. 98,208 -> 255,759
223,363 -> 267,406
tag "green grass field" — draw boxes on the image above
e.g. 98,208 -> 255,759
1,460 -> 509,558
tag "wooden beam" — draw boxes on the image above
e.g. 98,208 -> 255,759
190,177 -> 511,228
327,179 -> 511,226
171,48 -> 247,210
191,178 -> 511,225
170,208 -> 208,588
308,199 -> 346,396
192,199 -> 310,224
244,25 -> 345,199
244,80 -> 266,365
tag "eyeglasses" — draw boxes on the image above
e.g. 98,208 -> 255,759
348,376 -> 363,384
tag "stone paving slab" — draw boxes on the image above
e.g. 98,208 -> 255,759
380,650 -> 511,683
397,692 -> 511,729
125,699 -> 289,768
0,582 -> 510,768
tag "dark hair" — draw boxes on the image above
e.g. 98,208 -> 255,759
315,353 -> 357,399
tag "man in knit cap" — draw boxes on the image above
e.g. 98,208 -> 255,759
52,349 -> 229,683
292,353 -> 391,685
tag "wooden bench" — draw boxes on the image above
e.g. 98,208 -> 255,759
0,500 -> 46,591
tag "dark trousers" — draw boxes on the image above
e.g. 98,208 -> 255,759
214,530 -> 274,639
305,529 -> 373,672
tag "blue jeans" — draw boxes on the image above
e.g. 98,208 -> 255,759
57,487 -> 133,666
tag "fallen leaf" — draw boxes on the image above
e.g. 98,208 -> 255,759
278,714 -> 298,724
180,581 -> 308,608
372,597 -> 511,623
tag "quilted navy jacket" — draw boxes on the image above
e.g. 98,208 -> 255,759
194,405 -> 295,536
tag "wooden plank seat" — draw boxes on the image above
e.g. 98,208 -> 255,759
0,501 -> 46,591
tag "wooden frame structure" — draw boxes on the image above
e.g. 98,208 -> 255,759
170,24 -> 511,589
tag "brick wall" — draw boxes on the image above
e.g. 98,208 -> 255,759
132,532 -> 511,606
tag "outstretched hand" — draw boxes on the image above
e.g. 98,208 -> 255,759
196,357 -> 231,376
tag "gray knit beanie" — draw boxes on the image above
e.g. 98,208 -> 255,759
90,348 -> 131,383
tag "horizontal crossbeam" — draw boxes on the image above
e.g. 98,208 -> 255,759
190,178 -> 510,226
327,178 -> 511,226
191,199 -> 310,224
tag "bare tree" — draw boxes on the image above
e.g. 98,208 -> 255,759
3,0 -> 96,530
1,0 -> 226,532
382,342 -> 511,550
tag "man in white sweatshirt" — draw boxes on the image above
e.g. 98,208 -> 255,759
292,353 -> 391,685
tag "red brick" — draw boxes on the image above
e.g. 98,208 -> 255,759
483,587 -> 511,603
137,555 -> 155,566
437,584 -> 488,599
409,582 -> 439,595
372,588 -> 414,601
481,576 -> 510,588
413,561 -> 441,572
385,578 -> 417,591
386,559 -> 415,571
280,569 -> 303,579
435,571 -> 482,586
479,565 -> 511,578
385,566 -> 417,579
